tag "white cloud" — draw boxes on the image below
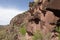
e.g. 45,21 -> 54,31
0,7 -> 24,25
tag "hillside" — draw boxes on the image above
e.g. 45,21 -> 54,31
0,0 -> 60,40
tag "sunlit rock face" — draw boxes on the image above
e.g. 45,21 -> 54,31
0,0 -> 60,40
9,0 -> 60,40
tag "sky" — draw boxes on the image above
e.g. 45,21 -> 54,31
0,0 -> 33,25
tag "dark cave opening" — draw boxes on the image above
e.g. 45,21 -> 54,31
29,18 -> 40,24
33,18 -> 40,24
46,8 -> 60,17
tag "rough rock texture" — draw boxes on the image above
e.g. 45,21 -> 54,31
9,0 -> 60,40
48,0 -> 60,9
0,0 -> 60,40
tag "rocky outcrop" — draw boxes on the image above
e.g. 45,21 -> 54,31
9,0 -> 60,40
0,0 -> 60,40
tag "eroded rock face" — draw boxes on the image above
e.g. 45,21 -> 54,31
10,12 -> 30,26
25,10 -> 59,40
10,5 -> 59,40
9,0 -> 60,40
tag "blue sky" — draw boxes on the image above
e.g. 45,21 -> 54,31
0,0 -> 33,10
0,0 -> 33,25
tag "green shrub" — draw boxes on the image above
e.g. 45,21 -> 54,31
55,26 -> 60,33
32,31 -> 43,40
19,23 -> 26,36
55,26 -> 60,40
58,34 -> 60,40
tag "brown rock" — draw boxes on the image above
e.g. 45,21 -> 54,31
45,11 -> 59,23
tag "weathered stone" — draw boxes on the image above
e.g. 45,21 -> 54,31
1,0 -> 60,40
45,11 -> 59,23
